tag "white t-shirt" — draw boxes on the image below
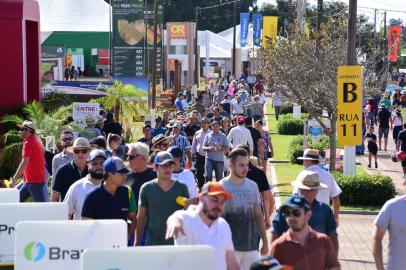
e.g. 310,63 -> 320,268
63,175 -> 100,220
227,125 -> 254,154
231,100 -> 244,114
172,169 -> 198,198
174,207 -> 234,270
292,165 -> 342,205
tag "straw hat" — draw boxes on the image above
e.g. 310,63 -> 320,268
291,171 -> 327,190
17,120 -> 37,133
297,149 -> 320,161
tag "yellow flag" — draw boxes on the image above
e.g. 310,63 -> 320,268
262,16 -> 278,47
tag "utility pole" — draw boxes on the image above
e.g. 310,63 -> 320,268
343,0 -> 357,175
195,6 -> 199,84
151,0 -> 158,109
373,9 -> 377,49
232,0 -> 238,76
316,0 -> 323,33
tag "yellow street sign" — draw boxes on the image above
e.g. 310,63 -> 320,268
337,66 -> 362,146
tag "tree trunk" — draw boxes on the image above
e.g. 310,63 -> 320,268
114,101 -> 120,123
328,116 -> 337,172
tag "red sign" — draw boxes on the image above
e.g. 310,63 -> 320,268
168,23 -> 187,39
388,26 -> 402,62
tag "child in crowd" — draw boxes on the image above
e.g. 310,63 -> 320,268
364,126 -> 378,168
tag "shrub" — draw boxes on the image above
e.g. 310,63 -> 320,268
279,113 -> 309,120
277,118 -> 304,135
288,144 -> 304,164
280,104 -> 308,114
310,136 -> 330,158
332,172 -> 396,206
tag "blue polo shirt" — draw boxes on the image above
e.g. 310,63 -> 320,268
81,182 -> 136,221
272,200 -> 337,236
52,160 -> 88,201
152,126 -> 166,137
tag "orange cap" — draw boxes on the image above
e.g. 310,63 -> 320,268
201,182 -> 233,201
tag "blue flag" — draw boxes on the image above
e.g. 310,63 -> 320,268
253,13 -> 262,47
240,13 -> 250,47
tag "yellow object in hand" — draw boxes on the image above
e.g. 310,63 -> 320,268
176,196 -> 188,207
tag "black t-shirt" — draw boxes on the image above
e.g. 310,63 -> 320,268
81,183 -> 131,220
247,126 -> 262,155
184,124 -> 201,142
365,133 -> 377,146
398,129 -> 406,152
377,109 -> 391,128
247,163 -> 270,192
52,161 -> 88,201
126,167 -> 157,205
103,121 -> 123,137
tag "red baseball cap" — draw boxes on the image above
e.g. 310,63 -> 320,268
237,116 -> 245,124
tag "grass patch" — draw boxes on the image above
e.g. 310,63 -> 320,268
270,134 -> 296,161
265,104 -> 278,133
340,204 -> 381,211
273,163 -> 302,202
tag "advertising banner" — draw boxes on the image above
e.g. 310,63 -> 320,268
145,0 -> 164,79
252,13 -> 262,47
0,189 -> 19,203
240,13 -> 250,47
82,246 -> 215,270
0,203 -> 68,266
15,220 -> 127,270
388,26 -> 402,62
262,16 -> 278,47
72,102 -> 100,121
168,22 -> 187,39
337,66 -> 362,146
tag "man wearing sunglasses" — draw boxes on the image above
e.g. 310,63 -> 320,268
51,137 -> 90,202
269,194 -> 340,270
10,120 -> 47,202
51,130 -> 74,187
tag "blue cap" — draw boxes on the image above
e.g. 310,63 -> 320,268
280,195 -> 310,211
87,149 -> 107,162
168,146 -> 183,158
103,157 -> 129,174
153,151 -> 175,165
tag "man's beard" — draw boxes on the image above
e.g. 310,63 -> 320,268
202,202 -> 221,221
89,171 -> 103,180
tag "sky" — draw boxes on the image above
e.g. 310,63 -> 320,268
257,0 -> 406,24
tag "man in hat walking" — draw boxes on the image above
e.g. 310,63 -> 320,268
10,120 -> 47,202
152,134 -> 172,152
269,195 -> 340,270
166,182 -> 239,270
271,171 -> 338,252
295,149 -> 342,225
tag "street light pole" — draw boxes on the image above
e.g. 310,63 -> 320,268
195,6 -> 199,84
151,0 -> 158,109
232,0 -> 237,76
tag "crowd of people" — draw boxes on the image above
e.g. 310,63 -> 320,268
6,74 -> 406,270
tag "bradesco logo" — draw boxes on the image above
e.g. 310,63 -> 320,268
24,242 -> 46,262
23,241 -> 84,261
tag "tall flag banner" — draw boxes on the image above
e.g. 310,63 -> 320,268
240,13 -> 250,47
252,13 -> 262,47
262,16 -> 278,47
388,26 -> 402,62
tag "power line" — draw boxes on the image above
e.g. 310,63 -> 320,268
357,6 -> 406,14
199,0 -> 240,11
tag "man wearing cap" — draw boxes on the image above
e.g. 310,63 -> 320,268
81,156 -> 137,241
166,182 -> 239,270
51,130 -> 74,187
152,134 -> 172,152
10,120 -> 47,202
228,116 -> 254,155
175,93 -> 185,112
269,195 -> 340,270
271,171 -> 338,252
63,150 -> 107,220
152,116 -> 166,137
192,117 -> 211,189
203,120 -> 229,182
377,104 -> 391,151
51,137 -> 90,202
295,149 -> 342,225
169,146 -> 198,198
136,151 -> 190,246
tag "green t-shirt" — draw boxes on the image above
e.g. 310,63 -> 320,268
127,186 -> 137,213
139,179 -> 189,245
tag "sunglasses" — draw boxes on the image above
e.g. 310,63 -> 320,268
74,149 -> 89,155
126,154 -> 142,160
62,137 -> 73,142
282,209 -> 302,218
20,128 -> 28,132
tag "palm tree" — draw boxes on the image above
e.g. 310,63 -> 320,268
91,80 -> 148,141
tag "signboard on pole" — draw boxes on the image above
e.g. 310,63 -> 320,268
168,23 -> 187,39
82,246 -> 215,270
252,13 -> 262,47
72,102 -> 100,121
337,66 -> 362,146
262,16 -> 278,47
15,220 -> 127,270
0,203 -> 68,266
388,26 -> 402,62
240,13 -> 250,47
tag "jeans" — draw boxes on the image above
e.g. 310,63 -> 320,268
367,112 -> 375,126
17,182 -> 48,202
274,106 -> 281,120
205,159 -> 224,182
193,153 -> 206,190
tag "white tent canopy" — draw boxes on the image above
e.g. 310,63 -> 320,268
217,24 -> 255,49
39,0 -> 111,32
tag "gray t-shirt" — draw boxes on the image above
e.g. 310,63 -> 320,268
220,177 -> 261,252
374,196 -> 406,270
203,132 -> 228,162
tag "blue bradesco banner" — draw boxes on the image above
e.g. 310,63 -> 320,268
253,13 -> 262,47
240,13 -> 250,47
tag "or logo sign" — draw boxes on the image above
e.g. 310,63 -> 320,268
24,242 -> 46,262
168,23 -> 187,38
337,66 -> 362,146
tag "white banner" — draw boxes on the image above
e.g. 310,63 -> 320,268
0,203 -> 68,266
0,189 -> 19,203
15,220 -> 127,270
82,246 -> 215,270
72,102 -> 100,120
